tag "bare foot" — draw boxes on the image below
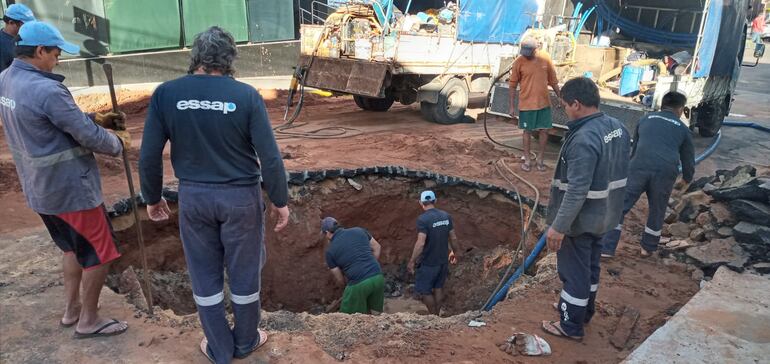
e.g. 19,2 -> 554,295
61,304 -> 81,327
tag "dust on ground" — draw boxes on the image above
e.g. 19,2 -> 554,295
1,87 -> 702,363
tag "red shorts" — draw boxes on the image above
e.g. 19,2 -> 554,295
39,205 -> 121,270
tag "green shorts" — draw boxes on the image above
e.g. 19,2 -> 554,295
340,273 -> 385,314
519,107 -> 553,131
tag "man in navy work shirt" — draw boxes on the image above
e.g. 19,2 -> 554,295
600,91 -> 695,258
0,4 -> 35,72
408,190 -> 460,315
322,217 -> 384,314
542,78 -> 630,341
0,21 -> 128,339
139,26 -> 290,364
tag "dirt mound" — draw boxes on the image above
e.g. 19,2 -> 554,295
75,89 -> 153,115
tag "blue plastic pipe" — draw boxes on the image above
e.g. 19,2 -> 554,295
483,232 -> 547,311
723,120 -> 770,133
574,6 -> 596,38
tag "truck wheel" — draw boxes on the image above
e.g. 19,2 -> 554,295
353,95 -> 395,112
420,102 -> 437,122
431,78 -> 469,124
696,100 -> 725,137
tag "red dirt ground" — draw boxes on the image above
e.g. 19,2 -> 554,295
0,88 -> 700,363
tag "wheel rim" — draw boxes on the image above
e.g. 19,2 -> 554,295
445,89 -> 463,117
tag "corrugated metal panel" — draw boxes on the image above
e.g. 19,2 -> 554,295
182,0 -> 248,46
16,0 -> 109,57
247,0 -> 295,42
104,0 -> 182,54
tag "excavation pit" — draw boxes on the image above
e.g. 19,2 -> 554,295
107,169 -> 540,317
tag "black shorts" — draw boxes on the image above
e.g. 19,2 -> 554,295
39,205 -> 121,270
415,264 -> 448,295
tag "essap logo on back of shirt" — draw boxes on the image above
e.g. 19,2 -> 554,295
0,96 -> 16,110
176,99 -> 237,114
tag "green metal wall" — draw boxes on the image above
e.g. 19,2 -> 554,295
104,0 -> 181,53
247,0 -> 295,42
182,0 -> 249,46
6,0 -> 295,56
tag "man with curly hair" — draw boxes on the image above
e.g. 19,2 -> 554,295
139,26 -> 290,363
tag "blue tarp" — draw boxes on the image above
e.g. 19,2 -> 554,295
457,0 -> 538,44
694,0 -> 722,78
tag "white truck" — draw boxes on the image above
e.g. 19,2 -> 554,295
294,0 -> 529,124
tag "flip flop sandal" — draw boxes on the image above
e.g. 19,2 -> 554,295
200,338 -> 215,364
521,162 -> 532,172
60,318 -> 79,328
541,320 -> 583,341
73,319 -> 128,339
536,163 -> 547,171
234,329 -> 270,359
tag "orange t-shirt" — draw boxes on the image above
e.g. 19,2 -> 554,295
509,51 -> 558,111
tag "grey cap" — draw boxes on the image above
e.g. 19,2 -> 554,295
520,38 -> 538,57
321,217 -> 339,233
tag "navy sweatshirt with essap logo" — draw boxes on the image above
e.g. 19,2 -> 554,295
139,74 -> 288,207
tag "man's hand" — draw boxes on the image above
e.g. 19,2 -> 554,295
273,205 -> 290,232
546,226 -> 565,252
449,251 -> 458,265
113,130 -> 131,147
147,198 -> 171,221
94,111 -> 127,131
407,259 -> 415,274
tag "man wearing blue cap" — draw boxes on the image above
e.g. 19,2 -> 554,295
408,190 -> 460,315
0,21 -> 129,339
321,217 -> 384,314
1,3 -> 35,71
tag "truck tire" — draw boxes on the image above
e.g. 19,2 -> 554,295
431,78 -> 469,124
353,95 -> 395,112
696,100 -> 725,137
420,102 -> 437,122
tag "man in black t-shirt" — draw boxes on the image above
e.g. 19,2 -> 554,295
322,217 -> 385,314
408,190 -> 460,315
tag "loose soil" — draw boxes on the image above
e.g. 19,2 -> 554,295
0,86 -> 702,363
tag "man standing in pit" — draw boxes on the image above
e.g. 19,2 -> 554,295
0,4 -> 36,72
0,21 -> 128,338
509,38 -> 560,172
408,190 -> 460,315
321,217 -> 385,314
600,92 -> 694,258
139,26 -> 290,364
541,78 -> 630,340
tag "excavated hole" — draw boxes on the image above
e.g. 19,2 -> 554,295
107,175 -> 535,317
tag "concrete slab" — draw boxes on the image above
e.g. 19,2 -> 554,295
625,267 -> 770,364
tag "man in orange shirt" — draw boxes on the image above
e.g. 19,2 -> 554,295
509,38 -> 560,172
751,7 -> 765,54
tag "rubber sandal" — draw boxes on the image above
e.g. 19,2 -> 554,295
521,162 -> 531,172
541,320 -> 583,341
200,338 -> 215,364
536,162 -> 546,171
234,329 -> 269,359
60,318 -> 78,328
73,319 -> 128,339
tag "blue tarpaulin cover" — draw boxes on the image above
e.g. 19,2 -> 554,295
694,0 -> 722,78
457,0 -> 538,44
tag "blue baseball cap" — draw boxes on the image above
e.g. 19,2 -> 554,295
18,21 -> 80,55
321,217 -> 339,233
420,190 -> 436,203
5,4 -> 36,23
